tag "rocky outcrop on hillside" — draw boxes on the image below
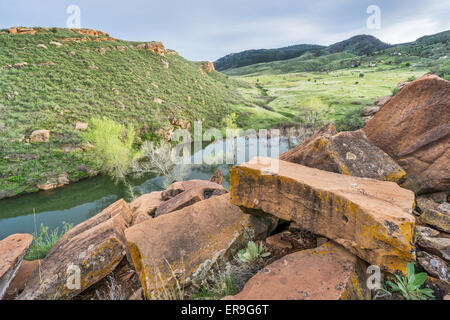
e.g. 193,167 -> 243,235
363,74 -> 450,194
136,41 -> 166,56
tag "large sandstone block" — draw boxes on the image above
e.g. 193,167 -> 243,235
363,74 -> 450,194
224,242 -> 370,300
125,194 -> 269,299
0,234 -> 33,299
19,199 -> 132,300
230,157 -> 416,274
279,124 -> 405,182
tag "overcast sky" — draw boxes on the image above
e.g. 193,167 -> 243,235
1,0 -> 449,61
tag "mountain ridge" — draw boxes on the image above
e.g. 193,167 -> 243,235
215,31 -> 450,73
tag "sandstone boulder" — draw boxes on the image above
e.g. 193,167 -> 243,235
155,186 -> 228,217
363,74 -> 450,194
279,124 -> 406,182
30,129 -> 50,143
19,200 -> 132,300
201,62 -> 215,73
360,106 -> 380,117
75,121 -> 88,131
374,95 -> 391,107
138,41 -> 165,55
125,194 -> 269,299
223,242 -> 370,300
129,191 -> 163,224
161,179 -> 227,201
0,234 -> 33,299
230,157 -> 416,274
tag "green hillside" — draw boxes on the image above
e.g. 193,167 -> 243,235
0,27 -> 253,198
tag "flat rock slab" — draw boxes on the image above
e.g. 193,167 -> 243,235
125,194 -> 269,299
161,179 -> 227,201
230,157 -> 416,274
363,74 -> 450,194
19,199 -> 132,300
0,234 -> 33,299
155,186 -> 228,217
279,124 -> 405,182
224,242 -> 370,300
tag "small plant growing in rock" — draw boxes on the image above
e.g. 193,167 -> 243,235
238,241 -> 271,264
380,262 -> 434,300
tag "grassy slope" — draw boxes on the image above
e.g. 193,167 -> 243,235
234,65 -> 429,129
0,28 -> 257,198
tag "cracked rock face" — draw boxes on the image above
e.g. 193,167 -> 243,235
230,157 -> 416,275
363,74 -> 450,194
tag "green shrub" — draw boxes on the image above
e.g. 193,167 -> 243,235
238,241 -> 270,264
391,87 -> 400,96
380,262 -> 434,300
335,108 -> 364,131
25,222 -> 73,261
83,117 -> 137,182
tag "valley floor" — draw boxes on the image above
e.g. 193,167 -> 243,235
232,66 -> 428,130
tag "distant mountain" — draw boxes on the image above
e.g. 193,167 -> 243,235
215,34 -> 390,71
217,30 -> 450,76
326,34 -> 391,55
214,44 -> 324,71
416,30 -> 450,45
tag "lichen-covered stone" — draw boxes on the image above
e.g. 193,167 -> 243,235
223,242 -> 370,300
19,199 -> 132,300
124,194 -> 269,299
230,157 -> 416,274
280,124 -> 405,182
419,209 -> 450,233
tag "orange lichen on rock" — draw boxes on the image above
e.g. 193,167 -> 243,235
18,199 -> 132,300
230,157 -> 416,275
279,123 -> 406,182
